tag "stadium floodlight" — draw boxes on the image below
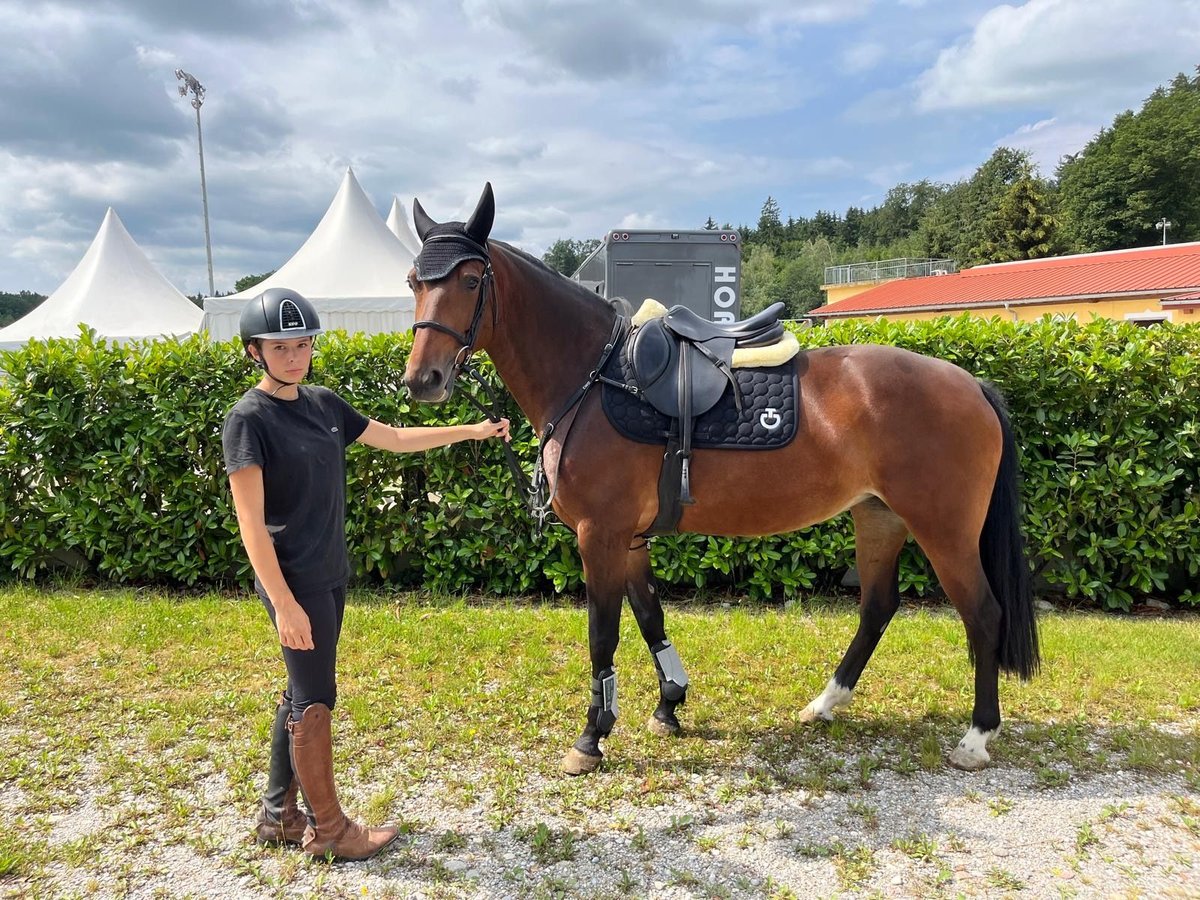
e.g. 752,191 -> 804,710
175,69 -> 215,295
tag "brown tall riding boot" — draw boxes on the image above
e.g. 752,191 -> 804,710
288,703 -> 399,861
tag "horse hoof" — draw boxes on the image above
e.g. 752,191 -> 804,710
647,715 -> 680,737
798,704 -> 833,725
561,748 -> 603,776
949,745 -> 990,771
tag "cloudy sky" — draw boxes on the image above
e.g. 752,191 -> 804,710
1,0 -> 1198,296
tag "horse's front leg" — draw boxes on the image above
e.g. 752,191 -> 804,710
624,545 -> 689,737
561,525 -> 629,776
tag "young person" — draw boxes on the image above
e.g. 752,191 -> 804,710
223,288 -> 509,860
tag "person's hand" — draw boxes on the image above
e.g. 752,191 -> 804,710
474,417 -> 511,442
274,597 -> 314,650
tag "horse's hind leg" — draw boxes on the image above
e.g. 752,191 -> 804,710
625,545 -> 689,737
801,498 -> 908,723
917,539 -> 1002,771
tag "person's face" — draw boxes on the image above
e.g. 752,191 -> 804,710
252,336 -> 314,380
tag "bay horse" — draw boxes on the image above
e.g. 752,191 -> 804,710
402,184 -> 1039,775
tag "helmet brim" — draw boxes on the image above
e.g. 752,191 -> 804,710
248,328 -> 323,340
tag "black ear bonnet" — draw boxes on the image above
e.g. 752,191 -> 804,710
411,182 -> 495,281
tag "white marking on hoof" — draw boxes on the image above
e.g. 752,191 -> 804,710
949,726 -> 996,770
799,678 -> 854,724
561,747 -> 603,776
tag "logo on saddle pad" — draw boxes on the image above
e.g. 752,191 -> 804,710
759,407 -> 782,431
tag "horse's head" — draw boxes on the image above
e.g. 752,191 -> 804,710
402,182 -> 496,402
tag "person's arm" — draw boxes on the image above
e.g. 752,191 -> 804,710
228,465 -> 314,650
355,417 -> 510,452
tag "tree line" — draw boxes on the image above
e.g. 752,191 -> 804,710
0,291 -> 46,328
542,67 -> 1200,317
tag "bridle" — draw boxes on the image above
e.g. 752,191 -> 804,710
408,238 -> 629,533
410,233 -> 497,377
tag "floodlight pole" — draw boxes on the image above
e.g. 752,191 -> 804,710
1155,217 -> 1172,246
176,69 -> 215,295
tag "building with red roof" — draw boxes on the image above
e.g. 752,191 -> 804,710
813,242 -> 1200,324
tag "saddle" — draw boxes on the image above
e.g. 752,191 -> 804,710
628,302 -> 787,526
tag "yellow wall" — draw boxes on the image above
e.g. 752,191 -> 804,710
819,294 -> 1197,324
821,282 -> 881,306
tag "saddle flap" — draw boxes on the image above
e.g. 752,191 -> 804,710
630,318 -> 674,395
630,319 -> 734,419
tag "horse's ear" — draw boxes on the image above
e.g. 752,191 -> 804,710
465,182 -> 495,244
412,197 -> 437,241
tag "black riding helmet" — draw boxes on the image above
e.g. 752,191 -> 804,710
240,288 -> 322,383
240,287 -> 323,343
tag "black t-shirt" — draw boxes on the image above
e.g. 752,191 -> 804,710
222,385 -> 370,593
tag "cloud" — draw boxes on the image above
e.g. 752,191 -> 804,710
916,0 -> 1200,112
994,117 -> 1101,175
842,41 -> 886,74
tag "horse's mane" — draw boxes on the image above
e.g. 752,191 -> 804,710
490,240 -> 616,315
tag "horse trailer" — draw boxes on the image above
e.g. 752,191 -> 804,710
572,229 -> 742,322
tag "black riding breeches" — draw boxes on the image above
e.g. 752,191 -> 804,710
258,583 -> 346,721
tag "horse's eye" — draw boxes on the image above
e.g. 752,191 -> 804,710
466,276 -> 480,289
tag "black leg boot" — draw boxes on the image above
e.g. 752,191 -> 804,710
255,693 -> 309,845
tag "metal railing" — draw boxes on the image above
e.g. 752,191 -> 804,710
823,257 -> 957,286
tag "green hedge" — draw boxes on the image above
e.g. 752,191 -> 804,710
1,317 -> 1196,610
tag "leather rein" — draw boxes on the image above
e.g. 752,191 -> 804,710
410,239 -> 629,533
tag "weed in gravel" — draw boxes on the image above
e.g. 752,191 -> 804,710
0,831 -> 42,878
1075,822 -> 1100,856
434,829 -> 467,852
919,729 -> 943,770
857,754 -> 881,787
533,873 -> 574,899
893,748 -> 919,776
1099,801 -> 1130,822
523,822 -> 577,865
735,825 -> 761,848
357,783 -> 397,825
667,813 -> 695,834
892,833 -> 939,862
795,841 -> 836,858
832,843 -> 876,890
988,795 -> 1016,816
847,798 -> 879,830
943,833 -> 968,853
630,825 -> 652,856
427,857 -> 460,884
987,867 -> 1027,891
667,868 -> 701,888
694,834 -> 720,851
1035,765 -> 1072,788
765,877 -> 799,899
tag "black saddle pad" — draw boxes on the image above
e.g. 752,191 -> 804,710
601,331 -> 799,450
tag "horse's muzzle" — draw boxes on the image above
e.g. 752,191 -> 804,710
402,366 -> 452,403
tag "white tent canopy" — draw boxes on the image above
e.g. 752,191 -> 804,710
386,196 -> 423,258
203,168 -> 416,341
0,208 -> 202,350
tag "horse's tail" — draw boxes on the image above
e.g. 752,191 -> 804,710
978,381 -> 1040,680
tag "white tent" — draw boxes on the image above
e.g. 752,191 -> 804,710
386,196 -> 423,258
0,208 -> 202,350
203,169 -> 416,341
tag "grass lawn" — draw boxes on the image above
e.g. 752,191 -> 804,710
0,583 -> 1197,891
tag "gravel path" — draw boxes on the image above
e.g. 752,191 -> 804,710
5,742 -> 1197,899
